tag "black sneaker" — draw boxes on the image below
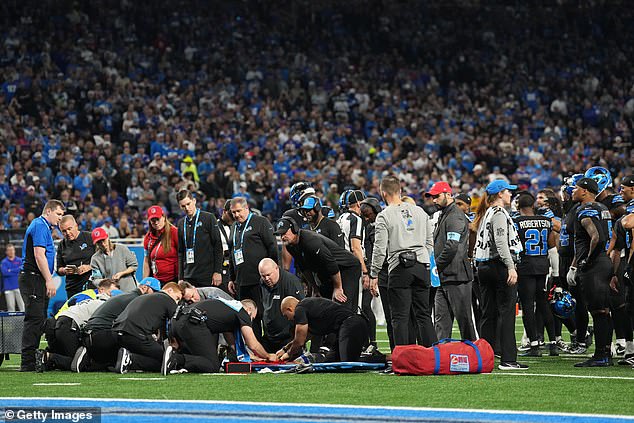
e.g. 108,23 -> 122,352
574,356 -> 613,367
498,361 -> 529,370
549,343 -> 559,357
35,349 -> 46,373
114,348 -> 131,374
617,356 -> 634,366
71,346 -> 88,373
568,342 -> 588,354
615,344 -> 626,356
161,345 -> 175,376
520,346 -> 541,357
19,366 -> 36,372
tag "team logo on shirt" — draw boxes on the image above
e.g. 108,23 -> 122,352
80,243 -> 88,250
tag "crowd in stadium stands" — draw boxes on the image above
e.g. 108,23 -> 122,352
0,1 -> 633,235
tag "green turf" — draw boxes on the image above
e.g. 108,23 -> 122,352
1,358 -> 633,415
2,320 -> 634,416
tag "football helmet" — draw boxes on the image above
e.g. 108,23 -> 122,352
584,166 -> 612,195
548,286 -> 576,319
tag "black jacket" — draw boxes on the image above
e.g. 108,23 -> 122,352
433,202 -> 473,283
229,214 -> 278,286
177,210 -> 223,286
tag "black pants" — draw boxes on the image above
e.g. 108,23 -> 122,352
331,265 -> 362,313
65,282 -> 85,299
361,289 -> 376,344
477,260 -> 517,363
19,272 -> 49,369
609,259 -> 632,342
171,316 -> 221,373
117,332 -> 163,372
388,262 -> 436,347
236,283 -> 263,341
337,315 -> 369,361
578,256 -> 613,356
517,274 -> 555,343
47,316 -> 80,370
83,329 -> 120,371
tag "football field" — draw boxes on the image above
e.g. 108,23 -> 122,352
1,321 -> 633,422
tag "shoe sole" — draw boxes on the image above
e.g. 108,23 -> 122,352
115,349 -> 130,374
498,365 -> 529,371
161,346 -> 173,376
71,347 -> 87,373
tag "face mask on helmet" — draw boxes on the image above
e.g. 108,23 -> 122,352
562,173 -> 584,198
290,182 -> 314,208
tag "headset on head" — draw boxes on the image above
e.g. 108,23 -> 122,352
280,216 -> 300,234
361,197 -> 382,215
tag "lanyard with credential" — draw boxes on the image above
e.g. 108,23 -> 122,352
233,213 -> 253,251
183,209 -> 200,249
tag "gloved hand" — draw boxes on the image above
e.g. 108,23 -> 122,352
566,266 -> 577,287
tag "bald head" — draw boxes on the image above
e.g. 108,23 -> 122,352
259,258 -> 280,288
281,296 -> 300,321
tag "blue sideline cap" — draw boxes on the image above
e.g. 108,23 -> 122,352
139,277 -> 161,292
485,180 -> 517,195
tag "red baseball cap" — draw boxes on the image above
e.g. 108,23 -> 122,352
147,205 -> 164,220
91,227 -> 109,244
425,181 -> 452,197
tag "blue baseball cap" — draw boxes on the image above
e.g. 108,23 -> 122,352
299,196 -> 320,210
139,277 -> 161,292
485,180 -> 517,195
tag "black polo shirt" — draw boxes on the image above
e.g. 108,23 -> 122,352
193,298 -> 252,332
286,230 -> 359,284
85,289 -> 142,331
177,210 -> 223,287
293,297 -> 354,336
229,214 -> 278,286
260,270 -> 304,340
57,231 -> 96,293
112,291 -> 176,338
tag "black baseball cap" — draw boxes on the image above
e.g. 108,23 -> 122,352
274,218 -> 294,235
620,175 -> 634,188
454,193 -> 472,206
576,177 -> 599,194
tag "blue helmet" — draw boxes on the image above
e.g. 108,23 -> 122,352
548,287 -> 576,319
290,182 -> 315,208
338,190 -> 353,212
563,173 -> 584,197
584,166 -> 612,195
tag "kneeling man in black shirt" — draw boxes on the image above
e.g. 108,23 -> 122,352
162,298 -> 276,374
277,297 -> 368,362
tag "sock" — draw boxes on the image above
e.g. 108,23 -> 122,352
592,314 -> 611,358
530,341 -> 539,347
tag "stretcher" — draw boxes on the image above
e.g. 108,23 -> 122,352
225,361 -> 387,373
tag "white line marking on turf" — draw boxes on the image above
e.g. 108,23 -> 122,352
489,372 -> 634,381
2,397 -> 633,421
119,377 -> 166,381
201,373 -> 248,376
32,383 -> 81,386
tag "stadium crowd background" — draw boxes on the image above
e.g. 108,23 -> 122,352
0,0 -> 633,235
